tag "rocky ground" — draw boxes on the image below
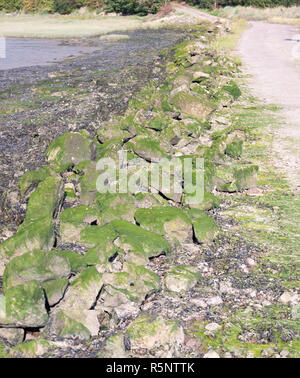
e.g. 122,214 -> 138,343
0,19 -> 299,359
0,28 -> 188,240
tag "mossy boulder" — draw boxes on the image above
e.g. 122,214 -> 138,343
184,191 -> 219,211
81,224 -> 119,266
10,339 -> 55,357
225,138 -> 243,158
234,165 -> 259,191
3,250 -> 71,292
59,205 -> 100,243
43,310 -> 91,341
0,216 -> 55,275
83,220 -> 171,266
97,120 -> 136,143
0,327 -> 24,346
170,91 -> 213,121
101,262 -> 160,312
58,267 -> 103,336
24,175 -> 64,224
127,136 -> 170,163
42,278 -> 69,307
78,161 -> 98,206
46,131 -> 91,172
94,193 -> 136,225
110,220 -> 172,264
193,215 -> 219,243
134,206 -> 193,244
57,250 -> 87,274
18,166 -> 52,198
126,314 -> 184,352
0,281 -> 48,328
101,333 -> 128,358
164,265 -> 200,293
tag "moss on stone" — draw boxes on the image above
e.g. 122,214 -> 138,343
56,250 -> 87,274
59,205 -> 100,243
42,278 -> 69,307
24,175 -> 64,224
50,310 -> 91,341
46,131 -> 91,172
0,216 -> 55,264
18,165 -> 52,198
164,265 -> 200,293
134,206 -> 192,244
193,215 -> 219,244
1,280 -> 48,328
234,165 -> 259,191
3,250 -> 71,291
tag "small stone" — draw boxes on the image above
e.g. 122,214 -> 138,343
206,296 -> 223,306
203,350 -> 220,358
0,327 -> 24,346
280,350 -> 289,358
279,291 -> 298,305
205,323 -> 221,332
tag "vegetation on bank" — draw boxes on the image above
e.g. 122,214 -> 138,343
0,0 -> 165,15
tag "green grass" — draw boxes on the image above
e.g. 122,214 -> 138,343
217,5 -> 300,26
210,19 -> 250,52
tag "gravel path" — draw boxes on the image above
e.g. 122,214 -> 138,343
238,21 -> 300,192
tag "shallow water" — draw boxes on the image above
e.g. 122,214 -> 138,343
0,37 -> 100,70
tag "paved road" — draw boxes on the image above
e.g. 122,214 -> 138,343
238,22 -> 300,192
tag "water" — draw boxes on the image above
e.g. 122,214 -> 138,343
0,37 -> 99,70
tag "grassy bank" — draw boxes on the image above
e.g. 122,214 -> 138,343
0,13 -> 148,38
217,5 -> 300,26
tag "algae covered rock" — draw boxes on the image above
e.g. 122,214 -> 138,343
134,206 -> 193,244
101,333 -> 128,358
193,215 -> 219,243
100,262 -> 160,314
42,278 -> 69,307
82,220 -> 171,266
110,220 -> 172,264
46,131 -> 91,172
3,250 -> 71,291
97,120 -> 136,143
234,165 -> 259,191
0,216 -> 55,275
0,327 -> 24,346
57,250 -> 87,274
43,310 -> 91,341
59,205 -> 100,243
164,265 -> 200,293
127,136 -> 170,163
95,193 -> 136,225
57,267 -> 103,336
126,314 -> 184,353
170,91 -> 213,121
18,165 -> 52,198
10,339 -> 55,358
0,281 -> 48,328
23,175 -> 64,223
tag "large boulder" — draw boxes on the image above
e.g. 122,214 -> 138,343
134,206 -> 193,244
164,265 -> 200,293
3,250 -> 71,291
46,131 -> 91,172
0,281 -> 48,328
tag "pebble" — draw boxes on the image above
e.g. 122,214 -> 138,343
205,323 -> 221,332
203,351 -> 220,358
206,296 -> 223,306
